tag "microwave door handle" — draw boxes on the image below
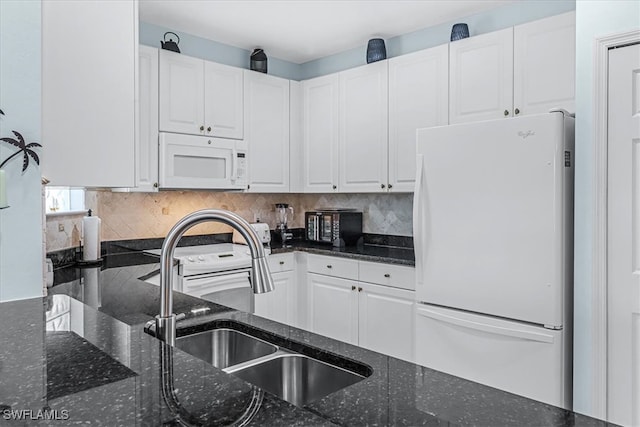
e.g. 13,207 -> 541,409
231,148 -> 238,181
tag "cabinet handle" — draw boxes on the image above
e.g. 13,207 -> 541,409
358,287 -> 363,292
153,182 -> 158,188
247,184 -> 250,190
207,140 -> 212,145
207,126 -> 212,132
279,261 -> 284,265
381,184 -> 386,189
384,273 -> 390,278
514,108 -> 520,115
326,265 -> 332,269
332,185 -> 337,190
388,184 -> 393,189
200,125 -> 205,131
503,110 -> 510,116
351,285 -> 356,291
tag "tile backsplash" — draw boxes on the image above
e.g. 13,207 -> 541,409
45,190 -> 413,252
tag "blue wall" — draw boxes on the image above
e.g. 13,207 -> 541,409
0,0 -> 43,301
141,0 -> 575,81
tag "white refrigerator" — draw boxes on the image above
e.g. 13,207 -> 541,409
413,111 -> 574,409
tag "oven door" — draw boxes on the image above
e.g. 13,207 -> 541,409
182,269 -> 253,313
159,132 -> 247,190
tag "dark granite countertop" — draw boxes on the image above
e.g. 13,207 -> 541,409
6,255 -> 609,426
271,240 -> 415,266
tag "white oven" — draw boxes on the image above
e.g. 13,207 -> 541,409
144,244 -> 256,313
159,132 -> 247,190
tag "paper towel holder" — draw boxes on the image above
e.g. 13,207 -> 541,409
77,209 -> 103,267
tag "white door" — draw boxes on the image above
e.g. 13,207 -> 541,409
307,273 -> 358,344
302,74 -> 339,192
358,282 -> 414,362
254,270 -> 296,326
244,71 -> 290,192
159,50 -> 204,135
449,27 -> 514,124
204,61 -> 243,139
607,43 -> 640,427
388,45 -> 449,192
339,61 -> 388,192
513,11 -> 575,116
134,45 -> 159,192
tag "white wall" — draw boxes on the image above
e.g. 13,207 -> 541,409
573,0 -> 640,417
0,0 -> 44,301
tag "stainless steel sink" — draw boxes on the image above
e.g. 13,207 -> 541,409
176,328 -> 278,369
228,353 -> 366,407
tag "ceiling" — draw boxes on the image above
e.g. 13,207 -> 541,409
139,0 -> 514,64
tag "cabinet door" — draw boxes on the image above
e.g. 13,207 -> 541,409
135,45 -> 159,192
42,0 -> 137,187
254,270 -> 296,326
339,61 -> 389,192
204,61 -> 243,139
244,71 -> 290,192
513,11 -> 575,116
388,45 -> 448,192
307,273 -> 358,344
159,50 -> 205,135
358,282 -> 415,362
449,27 -> 514,124
302,74 -> 339,192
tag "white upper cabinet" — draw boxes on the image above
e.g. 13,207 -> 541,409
42,0 -> 137,187
339,60 -> 389,192
302,74 -> 340,193
450,12 -> 576,124
159,50 -> 243,139
388,45 -> 449,192
513,11 -> 575,116
159,51 -> 205,135
449,27 -> 514,124
135,45 -> 159,192
204,61 -> 244,139
244,71 -> 290,193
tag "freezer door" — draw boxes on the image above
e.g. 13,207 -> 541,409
414,112 -> 571,326
415,304 -> 569,408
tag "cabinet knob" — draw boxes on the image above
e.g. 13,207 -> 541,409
384,273 -> 390,278
207,126 -> 212,132
514,108 -> 520,115
503,110 -> 510,116
153,182 -> 158,188
247,185 -> 250,190
381,184 -> 386,189
351,285 -> 356,291
200,125 -> 205,131
207,140 -> 212,145
326,265 -> 332,269
358,287 -> 363,292
332,185 -> 337,190
388,184 -> 393,189
279,261 -> 284,265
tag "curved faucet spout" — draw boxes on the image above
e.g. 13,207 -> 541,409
156,209 -> 275,345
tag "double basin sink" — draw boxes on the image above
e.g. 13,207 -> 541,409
174,320 -> 372,407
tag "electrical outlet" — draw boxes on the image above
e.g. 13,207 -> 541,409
58,223 -> 65,232
254,214 -> 261,223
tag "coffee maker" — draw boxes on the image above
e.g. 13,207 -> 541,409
275,203 -> 294,246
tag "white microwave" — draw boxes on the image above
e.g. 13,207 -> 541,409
159,132 -> 247,190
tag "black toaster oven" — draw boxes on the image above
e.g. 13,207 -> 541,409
305,210 -> 363,247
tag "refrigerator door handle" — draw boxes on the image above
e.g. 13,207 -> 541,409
413,154 -> 426,287
416,306 -> 555,344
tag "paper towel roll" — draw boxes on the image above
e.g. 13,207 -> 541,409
82,210 -> 101,262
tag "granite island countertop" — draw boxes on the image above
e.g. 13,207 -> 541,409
6,254 -> 610,426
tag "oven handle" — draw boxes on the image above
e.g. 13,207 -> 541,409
231,147 -> 238,181
183,271 -> 250,292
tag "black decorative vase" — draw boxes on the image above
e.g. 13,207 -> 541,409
366,38 -> 386,64
250,49 -> 268,74
450,23 -> 470,41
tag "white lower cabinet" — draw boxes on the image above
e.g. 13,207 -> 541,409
254,270 -> 296,326
306,254 -> 415,362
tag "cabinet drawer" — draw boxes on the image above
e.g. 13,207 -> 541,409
307,254 -> 358,280
358,261 -> 415,291
268,252 -> 295,273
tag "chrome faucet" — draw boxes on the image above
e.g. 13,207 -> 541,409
156,209 -> 275,345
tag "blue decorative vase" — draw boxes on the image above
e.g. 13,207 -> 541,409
366,38 -> 386,64
450,23 -> 470,41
